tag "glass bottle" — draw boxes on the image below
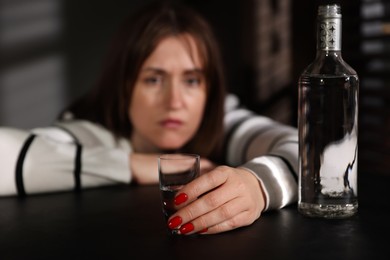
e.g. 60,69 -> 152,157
298,4 -> 359,218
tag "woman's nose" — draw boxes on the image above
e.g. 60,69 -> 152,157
165,81 -> 184,109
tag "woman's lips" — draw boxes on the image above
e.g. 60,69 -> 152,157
160,119 -> 183,129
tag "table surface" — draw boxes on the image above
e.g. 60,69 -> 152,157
1,172 -> 389,260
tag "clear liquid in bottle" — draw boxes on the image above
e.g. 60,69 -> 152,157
298,74 -> 358,218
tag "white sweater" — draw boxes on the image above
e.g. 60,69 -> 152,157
0,95 -> 298,211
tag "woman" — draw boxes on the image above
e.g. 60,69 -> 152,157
0,2 -> 298,235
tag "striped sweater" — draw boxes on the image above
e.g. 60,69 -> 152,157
0,95 -> 298,210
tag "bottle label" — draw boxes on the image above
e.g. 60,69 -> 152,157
319,19 -> 341,51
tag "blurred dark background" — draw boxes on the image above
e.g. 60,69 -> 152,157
0,0 -> 388,177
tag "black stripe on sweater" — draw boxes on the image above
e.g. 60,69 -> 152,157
74,144 -> 82,192
15,134 -> 36,197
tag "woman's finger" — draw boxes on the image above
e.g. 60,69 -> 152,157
175,166 -> 233,207
201,209 -> 260,235
178,196 -> 250,235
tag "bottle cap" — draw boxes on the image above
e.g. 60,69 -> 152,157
318,4 -> 341,18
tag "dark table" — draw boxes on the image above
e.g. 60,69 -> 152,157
1,172 -> 389,259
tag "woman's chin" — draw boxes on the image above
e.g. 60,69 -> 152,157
157,141 -> 185,151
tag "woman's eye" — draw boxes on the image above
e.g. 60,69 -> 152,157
184,77 -> 201,86
144,76 -> 163,85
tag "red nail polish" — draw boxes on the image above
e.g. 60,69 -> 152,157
168,216 -> 182,229
174,193 -> 188,205
179,223 -> 194,234
198,227 -> 208,234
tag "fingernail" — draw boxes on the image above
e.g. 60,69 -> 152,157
198,227 -> 208,234
174,193 -> 188,205
168,216 -> 182,229
179,223 -> 194,234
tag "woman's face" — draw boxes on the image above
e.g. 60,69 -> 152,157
129,34 -> 207,153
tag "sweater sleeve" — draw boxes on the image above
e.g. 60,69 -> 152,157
224,94 -> 298,211
0,120 -> 132,197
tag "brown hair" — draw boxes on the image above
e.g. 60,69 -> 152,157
65,1 -> 226,161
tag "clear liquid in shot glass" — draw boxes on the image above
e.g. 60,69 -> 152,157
161,185 -> 183,221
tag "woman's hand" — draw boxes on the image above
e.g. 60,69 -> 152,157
166,166 -> 266,235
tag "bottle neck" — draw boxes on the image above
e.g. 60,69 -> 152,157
315,50 -> 342,61
316,14 -> 342,52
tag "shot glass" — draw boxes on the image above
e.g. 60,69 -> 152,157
158,153 -> 200,235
